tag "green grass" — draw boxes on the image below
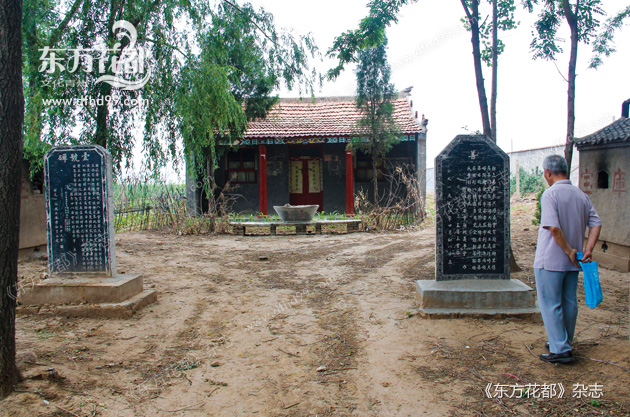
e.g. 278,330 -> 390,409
227,211 -> 352,223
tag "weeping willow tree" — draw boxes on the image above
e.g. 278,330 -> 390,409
178,1 -> 319,211
22,0 -> 319,179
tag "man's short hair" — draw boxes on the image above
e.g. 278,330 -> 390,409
543,155 -> 568,176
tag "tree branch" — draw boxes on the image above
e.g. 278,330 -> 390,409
223,0 -> 277,46
49,0 -> 85,46
552,60 -> 569,82
563,0 -> 578,27
140,36 -> 191,59
460,0 -> 473,21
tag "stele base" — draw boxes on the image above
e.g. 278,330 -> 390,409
415,278 -> 540,319
18,274 -> 157,319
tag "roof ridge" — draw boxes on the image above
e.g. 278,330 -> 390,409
576,117 -> 630,147
242,91 -> 424,139
277,91 -> 412,104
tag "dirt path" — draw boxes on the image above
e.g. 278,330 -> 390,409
3,199 -> 630,416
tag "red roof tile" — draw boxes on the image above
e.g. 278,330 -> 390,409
244,95 -> 425,139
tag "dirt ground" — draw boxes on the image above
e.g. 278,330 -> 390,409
3,197 -> 630,417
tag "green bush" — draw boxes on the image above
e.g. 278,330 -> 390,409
510,167 -> 545,196
532,188 -> 544,225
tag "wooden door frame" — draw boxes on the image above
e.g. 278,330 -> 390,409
289,153 -> 323,210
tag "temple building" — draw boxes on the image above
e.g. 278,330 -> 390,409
186,91 -> 427,215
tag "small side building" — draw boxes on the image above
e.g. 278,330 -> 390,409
187,91 -> 427,215
19,161 -> 47,256
575,99 -> 630,272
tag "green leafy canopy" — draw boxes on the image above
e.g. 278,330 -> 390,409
351,38 -> 400,203
589,5 -> 630,69
530,0 -> 605,61
326,0 -> 417,80
178,1 -> 320,182
22,0 -> 320,179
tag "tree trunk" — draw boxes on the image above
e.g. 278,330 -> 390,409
94,6 -> 117,149
509,245 -> 522,272
94,81 -> 113,148
465,0 -> 492,138
372,153 -> 379,207
515,158 -> 521,198
0,0 -> 25,398
94,0 -> 129,150
205,147 -> 216,216
563,1 -> 579,173
490,0 -> 498,143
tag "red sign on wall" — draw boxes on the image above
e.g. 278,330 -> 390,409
613,168 -> 626,195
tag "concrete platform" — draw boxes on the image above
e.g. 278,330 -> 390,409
17,274 -> 158,318
19,274 -> 144,305
229,219 -> 362,235
415,279 -> 540,319
18,289 -> 158,319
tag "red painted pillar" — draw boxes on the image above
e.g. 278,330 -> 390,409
259,144 -> 267,215
345,150 -> 354,215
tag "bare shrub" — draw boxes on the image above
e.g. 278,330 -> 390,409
113,175 -> 238,235
355,163 -> 426,231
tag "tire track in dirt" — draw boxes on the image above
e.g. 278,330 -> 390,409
321,228 -> 455,416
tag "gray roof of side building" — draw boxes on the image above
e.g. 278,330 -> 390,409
575,117 -> 630,149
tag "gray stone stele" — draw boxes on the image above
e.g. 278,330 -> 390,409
22,145 -> 158,317
417,135 -> 538,317
45,145 -> 116,277
435,134 -> 510,281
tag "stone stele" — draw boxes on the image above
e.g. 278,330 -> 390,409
416,135 -> 538,318
18,145 -> 156,318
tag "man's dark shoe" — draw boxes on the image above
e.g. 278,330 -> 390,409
540,351 -> 574,364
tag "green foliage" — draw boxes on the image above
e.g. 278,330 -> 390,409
22,0 -> 202,175
177,216 -> 217,235
112,177 -> 232,235
228,211 -> 350,222
589,5 -> 630,68
532,187 -> 544,225
327,0 -> 417,80
113,179 -> 187,233
530,0 -> 605,61
180,1 -> 320,195
510,167 -> 545,196
354,164 -> 425,231
351,38 -> 400,204
22,0 -> 319,179
461,0 -> 519,66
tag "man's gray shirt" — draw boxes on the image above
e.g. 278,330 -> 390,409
534,180 -> 602,272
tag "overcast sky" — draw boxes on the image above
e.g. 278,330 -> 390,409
247,0 -> 630,168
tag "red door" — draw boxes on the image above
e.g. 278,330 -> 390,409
289,156 -> 323,210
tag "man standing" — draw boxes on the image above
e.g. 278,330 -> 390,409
534,155 -> 602,364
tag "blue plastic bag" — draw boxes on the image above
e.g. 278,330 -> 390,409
577,252 -> 602,309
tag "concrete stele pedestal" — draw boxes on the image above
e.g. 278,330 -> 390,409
415,279 -> 539,318
416,135 -> 539,318
18,145 -> 156,318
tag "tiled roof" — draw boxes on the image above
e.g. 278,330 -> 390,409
243,95 -> 425,138
576,117 -> 630,148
